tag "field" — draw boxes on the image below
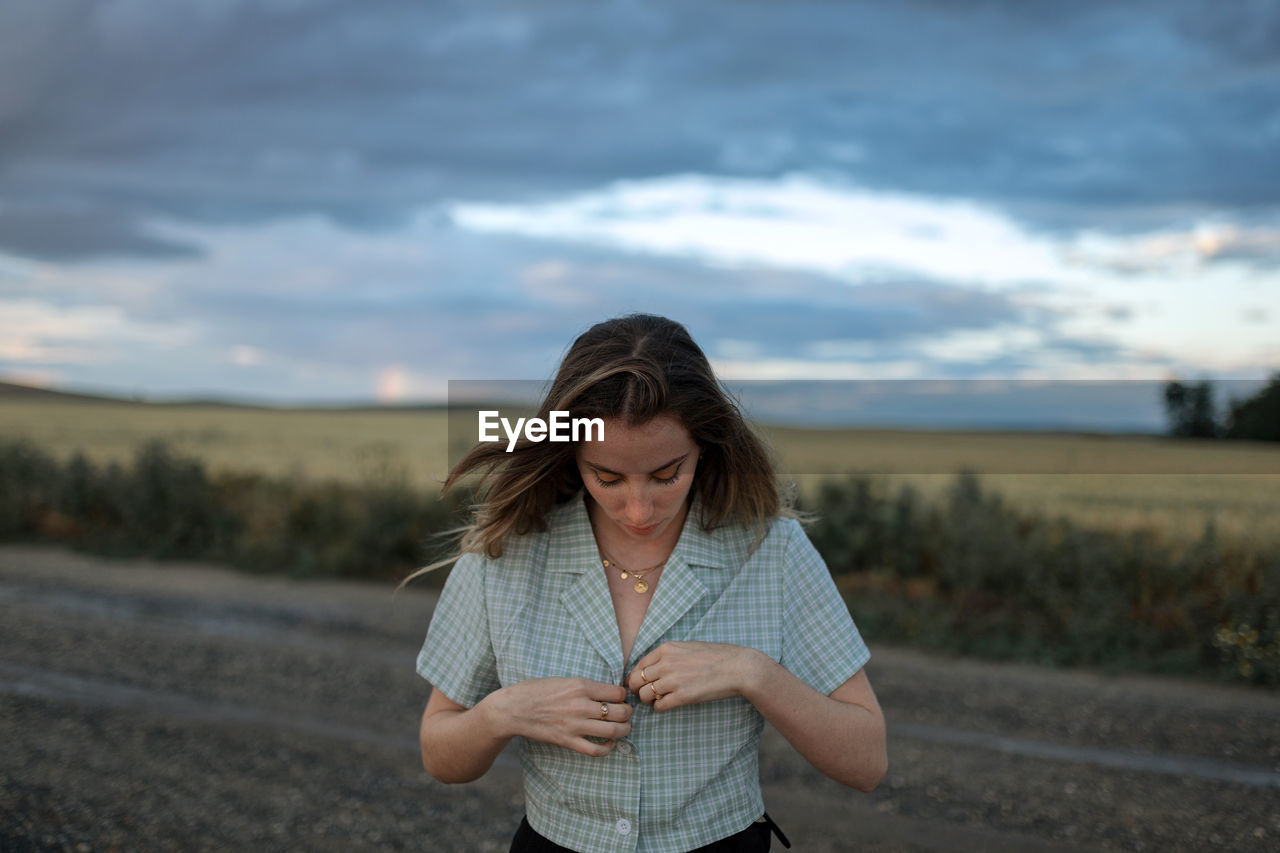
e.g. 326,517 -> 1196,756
5,389 -> 1279,684
768,425 -> 1280,551
3,393 -> 1280,551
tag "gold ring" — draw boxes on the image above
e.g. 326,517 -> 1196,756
641,668 -> 650,683
600,703 -> 609,720
649,683 -> 663,701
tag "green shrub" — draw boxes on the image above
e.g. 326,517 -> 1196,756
0,438 -> 60,537
3,437 -> 1276,685
0,437 -> 470,587
802,472 -> 1280,686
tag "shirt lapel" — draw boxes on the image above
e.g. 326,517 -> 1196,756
626,549 -> 707,669
550,493 -> 625,679
626,493 -> 736,669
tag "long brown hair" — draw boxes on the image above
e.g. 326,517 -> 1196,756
404,314 -> 785,583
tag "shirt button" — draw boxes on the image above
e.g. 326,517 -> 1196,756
616,741 -> 633,755
616,818 -> 632,835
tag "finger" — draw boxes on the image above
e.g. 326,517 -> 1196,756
652,688 -> 676,712
583,680 -> 627,704
594,701 -> 632,722
626,663 -> 662,694
644,681 -> 664,704
585,699 -> 630,722
632,648 -> 664,674
625,670 -> 643,694
649,677 -> 680,710
567,737 -> 615,758
581,719 -> 631,740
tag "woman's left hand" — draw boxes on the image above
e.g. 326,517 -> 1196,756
626,641 -> 769,711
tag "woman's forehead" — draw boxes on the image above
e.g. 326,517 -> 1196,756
577,415 -> 695,470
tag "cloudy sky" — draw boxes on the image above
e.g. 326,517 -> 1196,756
2,0 -> 1277,423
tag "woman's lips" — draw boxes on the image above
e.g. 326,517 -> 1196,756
625,523 -> 657,536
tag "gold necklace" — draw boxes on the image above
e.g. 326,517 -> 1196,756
600,551 -> 667,594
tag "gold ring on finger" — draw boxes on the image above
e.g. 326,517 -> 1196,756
600,703 -> 609,720
649,683 -> 663,701
641,667 -> 650,683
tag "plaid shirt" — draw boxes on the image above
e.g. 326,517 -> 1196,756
416,491 -> 870,853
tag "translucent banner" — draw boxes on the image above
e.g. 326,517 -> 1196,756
444,379 -> 1280,476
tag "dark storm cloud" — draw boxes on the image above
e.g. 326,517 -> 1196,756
2,0 -> 1278,259
0,203 -> 200,260
675,280 -> 1036,361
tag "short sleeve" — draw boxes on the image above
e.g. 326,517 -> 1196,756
780,520 -> 870,695
415,552 -> 501,708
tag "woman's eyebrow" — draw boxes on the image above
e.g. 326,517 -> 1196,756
584,453 -> 689,478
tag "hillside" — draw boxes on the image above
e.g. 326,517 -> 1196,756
0,380 -> 134,405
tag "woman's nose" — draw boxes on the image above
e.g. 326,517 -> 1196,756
623,490 -> 652,523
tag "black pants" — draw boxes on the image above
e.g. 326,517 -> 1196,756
510,814 -> 785,852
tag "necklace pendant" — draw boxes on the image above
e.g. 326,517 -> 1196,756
633,578 -> 649,594
620,570 -> 629,579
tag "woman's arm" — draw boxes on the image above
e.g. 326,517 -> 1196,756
418,686 -> 513,783
741,655 -> 886,791
627,642 -> 887,791
420,677 -> 634,784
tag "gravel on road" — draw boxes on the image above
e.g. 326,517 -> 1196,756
2,545 -> 1278,852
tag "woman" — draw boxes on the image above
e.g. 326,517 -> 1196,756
413,314 -> 886,852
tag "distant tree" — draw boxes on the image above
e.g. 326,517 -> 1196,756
1224,372 -> 1280,442
1163,380 -> 1219,438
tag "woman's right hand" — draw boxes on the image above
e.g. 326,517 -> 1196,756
484,677 -> 632,757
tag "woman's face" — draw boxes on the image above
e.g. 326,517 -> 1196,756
576,414 -> 700,546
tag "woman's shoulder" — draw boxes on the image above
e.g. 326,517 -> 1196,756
466,495 -> 579,571
701,510 -> 803,570
750,512 -> 804,546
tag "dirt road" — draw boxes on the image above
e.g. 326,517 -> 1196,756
2,545 -> 1277,852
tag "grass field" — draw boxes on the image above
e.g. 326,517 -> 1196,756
765,425 -> 1280,551
3,394 -> 1279,550
0,397 -> 453,486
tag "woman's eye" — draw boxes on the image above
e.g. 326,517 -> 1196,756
653,465 -> 682,485
591,463 -> 682,488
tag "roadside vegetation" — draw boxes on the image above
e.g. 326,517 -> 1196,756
0,437 -> 468,584
2,436 -> 1275,687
